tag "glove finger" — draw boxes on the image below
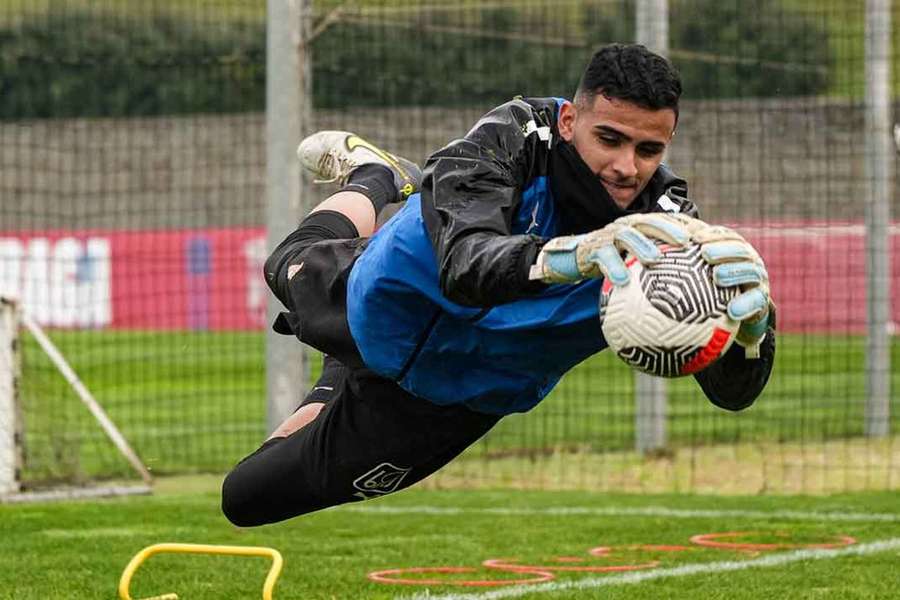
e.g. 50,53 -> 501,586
702,240 -> 758,264
738,315 -> 769,342
727,288 -> 769,322
586,244 -> 631,287
713,262 -> 766,288
626,216 -> 691,246
691,225 -> 747,245
613,226 -> 662,265
542,247 -> 582,281
543,235 -> 581,252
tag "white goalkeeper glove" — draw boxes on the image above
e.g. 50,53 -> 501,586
529,214 -> 691,285
648,214 -> 775,359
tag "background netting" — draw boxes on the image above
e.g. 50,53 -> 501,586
0,0 -> 897,494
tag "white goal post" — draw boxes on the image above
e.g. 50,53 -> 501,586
0,297 -> 21,496
0,297 -> 152,502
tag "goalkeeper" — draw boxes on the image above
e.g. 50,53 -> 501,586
222,43 -> 775,527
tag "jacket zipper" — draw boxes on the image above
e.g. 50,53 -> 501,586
396,309 -> 442,382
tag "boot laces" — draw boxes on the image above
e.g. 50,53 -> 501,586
314,150 -> 356,185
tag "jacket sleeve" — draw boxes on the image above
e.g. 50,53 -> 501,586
694,323 -> 776,411
420,99 -> 549,307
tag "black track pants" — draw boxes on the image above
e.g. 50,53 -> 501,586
221,360 -> 499,527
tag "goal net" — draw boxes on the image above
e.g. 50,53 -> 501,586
0,298 -> 151,502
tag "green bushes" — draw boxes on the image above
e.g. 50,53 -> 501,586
671,0 -> 831,99
0,2 -> 830,119
0,12 -> 265,119
312,24 -> 580,108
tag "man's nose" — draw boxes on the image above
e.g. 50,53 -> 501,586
611,148 -> 638,180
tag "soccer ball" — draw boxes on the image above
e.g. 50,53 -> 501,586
599,243 -> 740,378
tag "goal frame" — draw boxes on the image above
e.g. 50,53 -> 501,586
0,297 -> 152,503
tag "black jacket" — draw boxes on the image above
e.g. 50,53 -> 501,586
419,97 -> 774,411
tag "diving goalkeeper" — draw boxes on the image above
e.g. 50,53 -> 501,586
222,43 -> 775,526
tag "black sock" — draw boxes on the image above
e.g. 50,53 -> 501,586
341,164 -> 397,214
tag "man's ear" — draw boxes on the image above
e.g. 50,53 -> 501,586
557,100 -> 576,142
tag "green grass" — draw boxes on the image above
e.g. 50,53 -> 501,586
2,479 -> 900,599
514,331 -> 900,450
19,330 -> 268,483
17,328 -> 900,490
1,0 -> 266,23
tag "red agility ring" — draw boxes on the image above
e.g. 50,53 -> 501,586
368,531 -> 858,587
690,532 -> 857,552
635,545 -> 693,552
367,566 -> 556,587
483,557 -> 660,573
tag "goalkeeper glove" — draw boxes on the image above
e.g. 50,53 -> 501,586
529,214 -> 691,285
649,214 -> 775,358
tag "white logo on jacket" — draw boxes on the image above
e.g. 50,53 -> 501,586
657,194 -> 681,213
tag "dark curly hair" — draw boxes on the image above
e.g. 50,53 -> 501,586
576,43 -> 682,123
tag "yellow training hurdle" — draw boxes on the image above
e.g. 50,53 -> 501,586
118,543 -> 284,600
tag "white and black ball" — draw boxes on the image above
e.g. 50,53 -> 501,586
600,244 -> 740,378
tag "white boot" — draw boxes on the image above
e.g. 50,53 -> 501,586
297,131 -> 421,200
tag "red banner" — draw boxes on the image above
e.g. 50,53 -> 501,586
0,228 -> 266,330
740,222 -> 900,335
0,224 -> 898,333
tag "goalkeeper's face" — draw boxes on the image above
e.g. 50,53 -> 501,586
558,94 -> 676,209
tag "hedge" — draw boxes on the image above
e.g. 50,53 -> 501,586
0,13 -> 265,118
0,3 -> 829,119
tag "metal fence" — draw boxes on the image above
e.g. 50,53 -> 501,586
0,0 -> 897,494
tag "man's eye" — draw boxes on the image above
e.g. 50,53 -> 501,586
598,135 -> 619,145
638,146 -> 663,157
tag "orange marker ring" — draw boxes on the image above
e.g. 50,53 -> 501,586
367,566 -> 555,586
482,557 -> 660,574
690,532 -> 857,552
368,531 -> 859,587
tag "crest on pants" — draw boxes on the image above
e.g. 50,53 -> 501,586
353,462 -> 412,497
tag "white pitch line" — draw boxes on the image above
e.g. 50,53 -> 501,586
396,537 -> 900,600
346,504 -> 900,523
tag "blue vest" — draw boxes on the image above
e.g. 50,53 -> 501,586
346,178 -> 607,415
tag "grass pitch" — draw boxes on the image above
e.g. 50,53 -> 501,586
17,329 -> 900,491
2,478 -> 900,599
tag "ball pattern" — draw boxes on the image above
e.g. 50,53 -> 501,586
600,244 -> 739,378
